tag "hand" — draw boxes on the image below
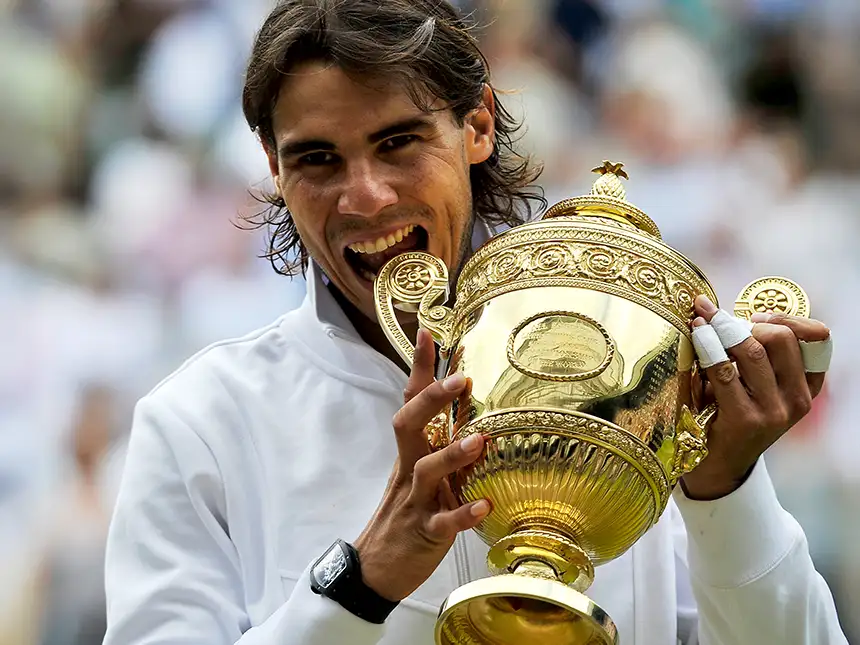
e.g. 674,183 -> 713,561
681,296 -> 830,501
354,329 -> 490,602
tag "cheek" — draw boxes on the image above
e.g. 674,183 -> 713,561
411,152 -> 470,211
283,177 -> 338,245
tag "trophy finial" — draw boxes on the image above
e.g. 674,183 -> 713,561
590,161 -> 629,200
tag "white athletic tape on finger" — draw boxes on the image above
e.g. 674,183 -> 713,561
710,309 -> 753,349
800,337 -> 833,373
692,324 -> 729,368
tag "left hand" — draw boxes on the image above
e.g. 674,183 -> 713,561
681,295 -> 830,501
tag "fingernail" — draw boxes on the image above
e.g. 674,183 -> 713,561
692,317 -> 707,328
461,434 -> 481,452
750,313 -> 772,323
470,500 -> 490,518
696,295 -> 718,315
443,373 -> 466,391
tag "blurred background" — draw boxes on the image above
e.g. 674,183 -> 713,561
1,0 -> 859,643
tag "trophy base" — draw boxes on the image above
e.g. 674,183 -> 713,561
435,574 -> 618,645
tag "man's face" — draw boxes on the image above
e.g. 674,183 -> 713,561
267,62 -> 495,320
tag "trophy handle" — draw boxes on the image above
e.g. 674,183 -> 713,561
672,276 -> 811,484
671,404 -> 715,484
373,252 -> 456,366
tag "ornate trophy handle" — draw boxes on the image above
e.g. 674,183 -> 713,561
671,404 -> 716,484
671,276 -> 811,484
373,252 -> 456,366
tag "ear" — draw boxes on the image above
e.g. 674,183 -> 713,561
464,84 -> 496,166
261,138 -> 283,199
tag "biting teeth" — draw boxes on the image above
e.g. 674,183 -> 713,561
349,224 -> 417,254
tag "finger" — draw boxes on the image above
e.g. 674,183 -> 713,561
691,364 -> 709,410
691,318 -> 752,414
752,322 -> 812,422
694,297 -> 781,403
751,313 -> 831,342
803,360 -> 827,399
691,318 -> 728,369
710,309 -> 753,350
425,499 -> 490,540
403,328 -> 437,403
392,373 -> 466,470
412,434 -> 484,504
729,334 -> 781,406
695,297 -> 757,351
701,380 -> 717,408
751,313 -> 829,397
694,295 -> 722,323
439,478 -> 458,511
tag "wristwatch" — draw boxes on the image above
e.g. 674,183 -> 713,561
310,539 -> 399,624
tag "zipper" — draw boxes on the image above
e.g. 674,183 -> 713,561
453,533 -> 472,586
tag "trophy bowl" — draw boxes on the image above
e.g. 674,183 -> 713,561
374,162 -> 811,645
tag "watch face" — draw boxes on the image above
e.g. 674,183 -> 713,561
314,543 -> 348,590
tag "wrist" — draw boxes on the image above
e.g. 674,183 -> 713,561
310,539 -> 400,624
353,536 -> 403,602
681,458 -> 756,501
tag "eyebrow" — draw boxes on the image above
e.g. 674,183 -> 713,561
278,116 -> 436,159
367,116 -> 436,144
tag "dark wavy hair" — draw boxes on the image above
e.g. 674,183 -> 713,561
241,0 -> 546,276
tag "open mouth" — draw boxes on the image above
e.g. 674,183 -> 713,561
345,224 -> 429,283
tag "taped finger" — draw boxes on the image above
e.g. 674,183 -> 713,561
692,323 -> 729,368
800,337 -> 833,373
710,309 -> 753,349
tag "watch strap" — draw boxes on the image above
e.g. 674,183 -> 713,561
311,539 -> 399,624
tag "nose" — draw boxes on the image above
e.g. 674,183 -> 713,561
337,160 -> 398,218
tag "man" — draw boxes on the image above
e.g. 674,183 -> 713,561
102,1 -> 847,643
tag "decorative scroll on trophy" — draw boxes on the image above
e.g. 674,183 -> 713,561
374,162 -> 811,645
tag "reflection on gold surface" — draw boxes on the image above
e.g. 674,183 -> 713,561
506,311 -> 616,383
487,311 -> 624,411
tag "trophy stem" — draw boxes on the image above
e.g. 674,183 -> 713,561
488,529 -> 595,593
436,532 -> 617,645
510,559 -> 562,583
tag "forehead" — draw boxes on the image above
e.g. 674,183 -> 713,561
271,62 -> 442,142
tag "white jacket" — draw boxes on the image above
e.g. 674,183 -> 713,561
103,264 -> 848,645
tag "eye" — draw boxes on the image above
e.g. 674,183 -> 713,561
379,134 -> 419,152
298,151 -> 339,167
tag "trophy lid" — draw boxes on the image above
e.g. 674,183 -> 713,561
542,161 -> 662,239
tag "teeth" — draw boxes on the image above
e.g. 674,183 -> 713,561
348,225 -> 418,255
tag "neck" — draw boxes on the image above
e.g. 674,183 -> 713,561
328,284 -> 416,374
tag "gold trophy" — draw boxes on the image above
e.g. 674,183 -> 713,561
374,162 -> 811,645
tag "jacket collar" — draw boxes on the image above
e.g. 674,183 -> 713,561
304,261 -> 361,340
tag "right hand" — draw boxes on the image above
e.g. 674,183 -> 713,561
354,328 -> 491,602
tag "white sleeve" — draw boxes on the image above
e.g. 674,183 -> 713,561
103,396 -> 385,645
672,459 -> 848,645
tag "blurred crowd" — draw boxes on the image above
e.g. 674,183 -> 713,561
1,0 -> 859,643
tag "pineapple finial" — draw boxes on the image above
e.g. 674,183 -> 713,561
590,161 -> 629,200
